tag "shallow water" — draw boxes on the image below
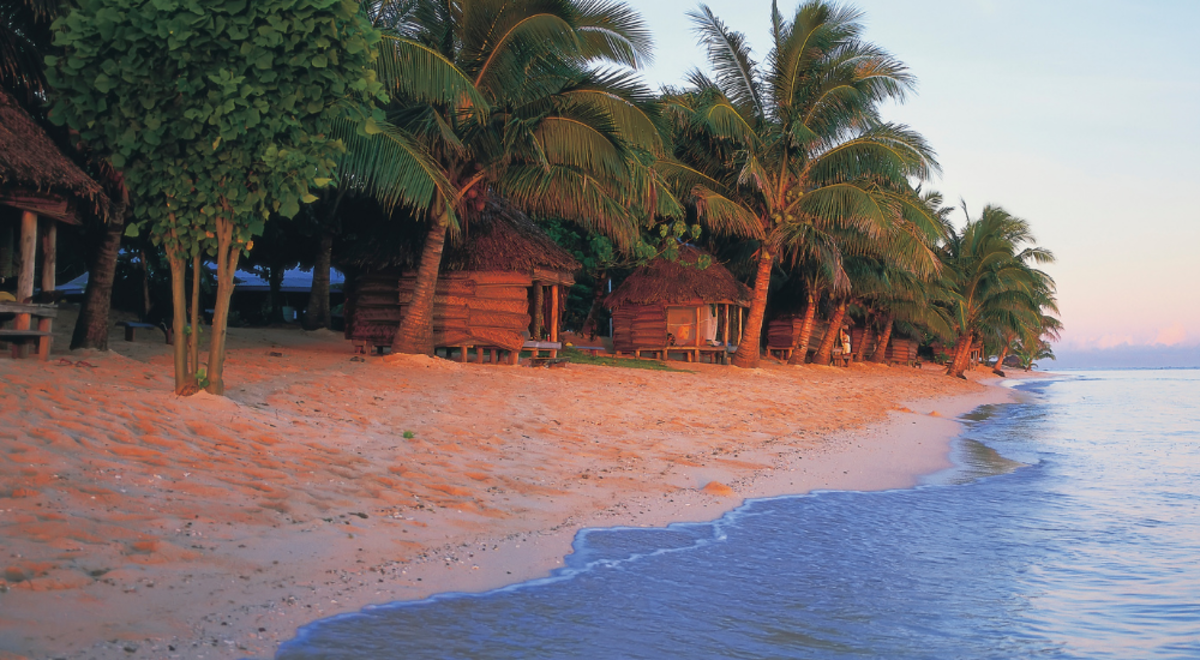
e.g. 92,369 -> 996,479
278,370 -> 1200,659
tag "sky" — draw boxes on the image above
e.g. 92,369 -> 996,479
632,0 -> 1200,366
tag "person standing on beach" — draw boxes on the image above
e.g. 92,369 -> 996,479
840,328 -> 852,366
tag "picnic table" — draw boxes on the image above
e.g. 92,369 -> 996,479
0,302 -> 57,360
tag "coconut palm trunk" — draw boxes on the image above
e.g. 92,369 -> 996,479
946,333 -> 973,378
70,204 -> 125,350
855,324 -> 872,363
732,248 -> 773,368
787,291 -> 817,365
813,300 -> 847,365
870,312 -> 895,363
392,208 -> 450,355
993,343 -> 1010,376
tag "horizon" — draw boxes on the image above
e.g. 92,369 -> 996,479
636,0 -> 1200,360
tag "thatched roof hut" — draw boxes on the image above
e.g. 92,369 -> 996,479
605,246 -> 750,362
346,196 -> 580,362
1,87 -> 112,359
0,87 -> 109,223
442,198 -> 579,276
605,246 -> 750,309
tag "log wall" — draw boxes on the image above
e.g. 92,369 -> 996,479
886,337 -> 920,364
347,269 -> 539,351
611,304 -> 667,353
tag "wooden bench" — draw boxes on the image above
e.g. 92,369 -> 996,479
0,302 -> 57,360
522,340 -> 562,358
527,356 -> 570,368
116,321 -> 169,343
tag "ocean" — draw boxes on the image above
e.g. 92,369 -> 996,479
276,369 -> 1200,659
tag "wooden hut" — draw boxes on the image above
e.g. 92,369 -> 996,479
345,198 -> 579,363
0,88 -> 111,359
885,336 -> 920,366
605,247 -> 751,363
766,315 -> 831,362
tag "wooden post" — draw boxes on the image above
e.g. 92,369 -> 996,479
531,282 -> 543,340
11,212 -> 37,358
736,307 -> 743,346
550,284 -> 559,343
0,218 -> 13,281
723,304 -> 730,345
36,219 -> 55,359
16,211 -> 36,310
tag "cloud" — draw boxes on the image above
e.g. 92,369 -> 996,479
1155,322 -> 1187,346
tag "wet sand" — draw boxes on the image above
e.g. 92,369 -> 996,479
0,315 -> 1025,659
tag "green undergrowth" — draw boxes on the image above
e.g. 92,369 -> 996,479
559,348 -> 689,372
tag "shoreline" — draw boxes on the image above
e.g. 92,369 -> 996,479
1,322 -> 1029,659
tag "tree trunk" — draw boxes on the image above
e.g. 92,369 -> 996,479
732,247 -> 773,368
303,230 -> 334,330
166,246 -> 190,394
787,290 -> 817,365
205,216 -> 239,395
946,333 -> 972,378
993,344 -> 1010,376
855,323 -> 872,363
392,210 -> 450,355
531,282 -> 544,340
139,249 -> 151,319
870,312 -> 895,363
189,254 -> 201,377
266,266 -> 285,324
71,205 -> 126,349
581,270 -> 606,339
813,300 -> 847,366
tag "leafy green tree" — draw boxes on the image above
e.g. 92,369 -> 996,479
47,0 -> 384,394
664,1 -> 940,368
938,204 -> 1056,378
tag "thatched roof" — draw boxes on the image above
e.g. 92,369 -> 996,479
0,87 -> 110,222
606,246 -> 751,308
442,197 -> 579,275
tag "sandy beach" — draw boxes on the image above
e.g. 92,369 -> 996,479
0,313 -> 1025,659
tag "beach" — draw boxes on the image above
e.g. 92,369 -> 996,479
0,316 -> 1020,659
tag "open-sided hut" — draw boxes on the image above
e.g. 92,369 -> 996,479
1,88 -> 111,358
605,247 -> 751,363
345,198 -> 579,363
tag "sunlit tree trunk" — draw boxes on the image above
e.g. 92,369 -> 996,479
787,290 -> 817,365
813,300 -> 847,366
205,216 -> 240,395
993,342 -> 1010,376
189,254 -> 201,377
732,247 -> 773,368
870,312 -> 895,363
855,320 -> 872,363
392,207 -> 450,355
165,243 -> 190,394
946,333 -> 973,378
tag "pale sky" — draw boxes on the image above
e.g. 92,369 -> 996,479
633,0 -> 1200,356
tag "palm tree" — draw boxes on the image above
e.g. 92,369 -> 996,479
343,0 -> 665,355
939,204 -> 1056,378
664,1 -> 940,368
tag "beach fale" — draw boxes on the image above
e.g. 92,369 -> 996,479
0,88 -> 113,359
344,196 -> 580,363
605,246 -> 751,363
